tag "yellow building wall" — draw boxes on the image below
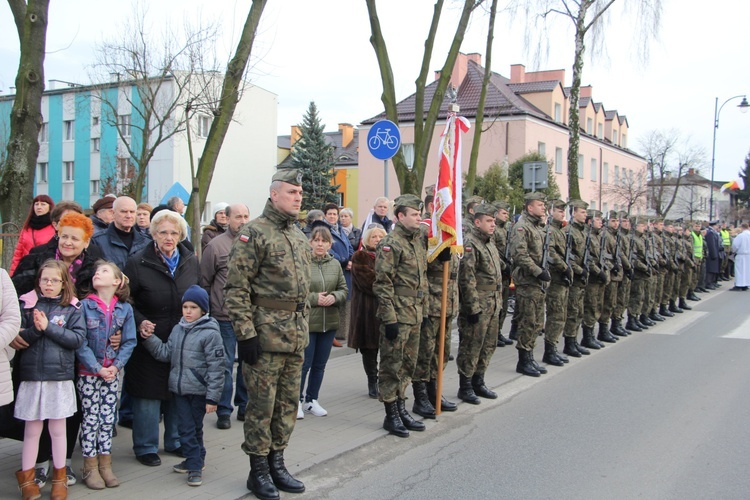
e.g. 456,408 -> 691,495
334,168 -> 359,222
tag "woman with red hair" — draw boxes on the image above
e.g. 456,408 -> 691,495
10,195 -> 56,275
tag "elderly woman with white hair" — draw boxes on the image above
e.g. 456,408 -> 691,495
123,210 -> 200,467
338,207 -> 362,250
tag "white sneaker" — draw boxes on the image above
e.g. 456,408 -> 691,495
297,402 -> 304,420
303,399 -> 328,417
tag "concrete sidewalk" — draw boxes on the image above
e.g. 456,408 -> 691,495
0,287 -> 724,499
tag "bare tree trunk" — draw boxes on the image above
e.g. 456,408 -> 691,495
566,11 -> 587,201
1,0 -> 49,225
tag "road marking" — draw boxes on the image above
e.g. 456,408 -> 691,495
721,315 -> 750,339
645,311 -> 709,335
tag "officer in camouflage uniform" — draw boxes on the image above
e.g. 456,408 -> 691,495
678,224 -> 697,309
612,211 -> 633,336
598,211 -> 622,343
493,201 -> 514,347
562,200 -> 591,357
224,169 -> 311,499
509,192 -> 551,377
456,204 -> 502,402
626,219 -> 653,331
663,220 -> 684,314
373,194 -> 429,438
582,210 -> 608,350
542,199 -> 572,366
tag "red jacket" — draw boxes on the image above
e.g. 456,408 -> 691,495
10,224 -> 56,275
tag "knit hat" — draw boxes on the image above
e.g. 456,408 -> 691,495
182,285 -> 209,313
213,202 -> 229,216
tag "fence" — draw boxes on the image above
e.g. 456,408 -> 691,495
0,223 -> 20,271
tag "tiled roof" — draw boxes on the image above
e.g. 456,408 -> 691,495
507,80 -> 560,94
605,110 -> 618,120
277,130 -> 359,169
579,96 -> 592,108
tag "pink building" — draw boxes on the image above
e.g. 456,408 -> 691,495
357,53 -> 648,221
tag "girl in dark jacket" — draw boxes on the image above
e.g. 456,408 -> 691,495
15,260 -> 86,499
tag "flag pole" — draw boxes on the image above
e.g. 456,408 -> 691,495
435,260 -> 449,416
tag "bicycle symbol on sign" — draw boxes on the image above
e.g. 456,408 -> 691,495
368,128 -> 400,150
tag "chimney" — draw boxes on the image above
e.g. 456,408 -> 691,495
434,52 -> 481,88
510,64 -> 526,83
339,123 -> 353,148
290,126 -> 301,147
580,85 -> 592,98
688,168 -> 695,176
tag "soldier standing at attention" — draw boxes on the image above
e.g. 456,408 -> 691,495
373,195 -> 429,438
456,204 -> 503,402
509,192 -> 550,377
626,219 -> 653,332
678,224 -> 696,309
542,200 -> 572,367
224,169 -> 311,500
598,211 -> 622,344
462,196 -> 484,235
493,201 -> 514,348
581,210 -> 608,350
612,212 -> 633,336
562,200 -> 591,358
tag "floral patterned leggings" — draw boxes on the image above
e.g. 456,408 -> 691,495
76,375 -> 119,458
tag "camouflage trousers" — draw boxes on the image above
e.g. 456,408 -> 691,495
629,277 -> 648,315
413,315 -> 453,382
600,279 -> 619,324
615,277 -> 631,320
498,276 -> 511,334
378,322 -> 420,403
583,281 -> 605,328
564,283 -> 586,338
652,270 -> 666,310
544,281 -> 569,344
691,259 -> 701,290
646,274 -> 657,312
515,285 -> 546,352
680,265 -> 693,298
662,271 -> 675,305
241,351 -> 303,457
457,292 -> 500,377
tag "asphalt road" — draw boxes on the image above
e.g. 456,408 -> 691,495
299,288 -> 750,500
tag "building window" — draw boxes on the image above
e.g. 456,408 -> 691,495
37,163 -> 48,183
586,118 -> 593,135
578,154 -> 584,179
537,141 -> 546,156
117,157 -> 130,178
554,103 -> 562,123
590,200 -> 597,210
92,138 -> 100,152
92,116 -> 100,126
197,115 -> 211,138
603,202 -> 608,214
39,123 -> 49,143
590,158 -> 597,181
622,134 -> 627,148
602,162 -> 609,184
614,165 -> 620,185
597,123 -> 603,138
555,147 -> 563,174
91,180 -> 100,195
118,114 -> 131,138
63,161 -> 74,182
64,120 -> 74,141
613,129 -> 619,145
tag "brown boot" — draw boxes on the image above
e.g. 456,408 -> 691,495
50,467 -> 68,500
81,456 -> 105,490
97,454 -> 119,488
15,469 -> 41,500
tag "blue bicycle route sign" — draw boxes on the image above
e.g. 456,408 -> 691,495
367,120 -> 401,160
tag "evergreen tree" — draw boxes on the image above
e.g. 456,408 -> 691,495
737,150 -> 750,209
290,102 -> 340,211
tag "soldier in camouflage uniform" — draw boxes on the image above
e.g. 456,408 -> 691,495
456,204 -> 503,402
598,211 -> 622,343
626,219 -> 653,331
462,196 -> 484,233
648,219 -> 669,322
373,194 -> 429,438
509,192 -> 551,377
493,201 -> 514,347
562,200 -> 592,357
663,220 -> 684,314
612,211 -> 633,335
542,200 -> 573,366
582,210 -> 608,350
677,224 -> 697,309
224,169 -> 311,499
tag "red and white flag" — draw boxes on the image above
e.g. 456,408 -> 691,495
426,112 -> 470,262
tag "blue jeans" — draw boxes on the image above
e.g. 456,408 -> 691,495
300,330 -> 336,402
217,320 -> 248,417
173,394 -> 206,471
131,396 -> 180,456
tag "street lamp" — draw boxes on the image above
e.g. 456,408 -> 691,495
709,95 -> 750,220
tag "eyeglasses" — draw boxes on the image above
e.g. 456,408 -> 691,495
156,230 -> 181,239
41,278 -> 62,285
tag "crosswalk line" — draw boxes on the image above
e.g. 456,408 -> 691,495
721,315 -> 750,339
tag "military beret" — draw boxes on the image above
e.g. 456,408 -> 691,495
618,210 -> 629,219
549,199 -> 567,210
568,199 -> 588,210
272,168 -> 303,186
651,217 -> 663,223
587,209 -> 603,218
663,219 -> 674,226
465,196 -> 484,207
473,203 -> 498,219
493,200 -> 511,211
92,196 -> 114,212
393,194 -> 423,212
524,192 -> 546,201
608,210 -> 618,220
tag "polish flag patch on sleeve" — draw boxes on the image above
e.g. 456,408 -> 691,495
382,246 -> 391,252
239,234 -> 250,243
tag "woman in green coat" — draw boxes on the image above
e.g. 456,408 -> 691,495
298,226 -> 348,418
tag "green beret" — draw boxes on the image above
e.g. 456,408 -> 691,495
393,194 -> 423,212
587,209 -> 603,218
650,217 -> 663,223
549,199 -> 567,210
473,203 -> 498,219
568,199 -> 588,210
524,192 -> 546,201
465,196 -> 484,207
608,210 -> 618,220
664,219 -> 674,227
272,168 -> 303,186
618,210 -> 629,219
493,200 -> 510,211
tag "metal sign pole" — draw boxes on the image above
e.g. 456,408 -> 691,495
384,159 -> 388,198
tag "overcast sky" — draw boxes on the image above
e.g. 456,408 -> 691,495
1,0 -> 749,183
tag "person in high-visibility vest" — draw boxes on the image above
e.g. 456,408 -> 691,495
720,223 -> 732,280
691,221 -> 706,294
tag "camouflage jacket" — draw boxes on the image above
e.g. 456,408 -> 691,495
565,220 -> 587,282
509,212 -> 545,287
548,218 -> 569,284
373,222 -> 428,326
493,219 -> 509,271
651,229 -> 666,269
682,233 -> 696,268
619,228 -> 633,272
631,230 -> 651,277
459,225 -> 502,316
425,252 -> 459,318
605,226 -> 623,282
223,199 -> 312,353
587,227 -> 605,278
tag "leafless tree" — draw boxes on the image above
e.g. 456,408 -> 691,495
602,167 -> 648,215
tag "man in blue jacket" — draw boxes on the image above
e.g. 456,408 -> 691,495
90,197 -> 150,271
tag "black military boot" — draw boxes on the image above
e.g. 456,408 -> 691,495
687,289 -> 701,301
508,321 -> 519,341
471,374 -> 498,398
660,304 -> 674,317
383,401 -> 409,437
669,300 -> 683,313
497,332 -> 513,347
411,382 -> 436,419
640,313 -> 654,326
542,342 -> 565,366
626,314 -> 642,332
457,374 -> 481,404
528,350 -> 548,374
268,449 -> 305,493
580,326 -> 601,350
563,336 -> 582,358
397,399 -> 425,431
649,309 -> 664,322
597,323 -> 618,343
367,376 -> 378,399
616,318 -> 630,336
516,349 -> 541,377
611,318 -> 627,336
426,379 -> 457,412
679,298 -> 693,310
248,455 -> 281,500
